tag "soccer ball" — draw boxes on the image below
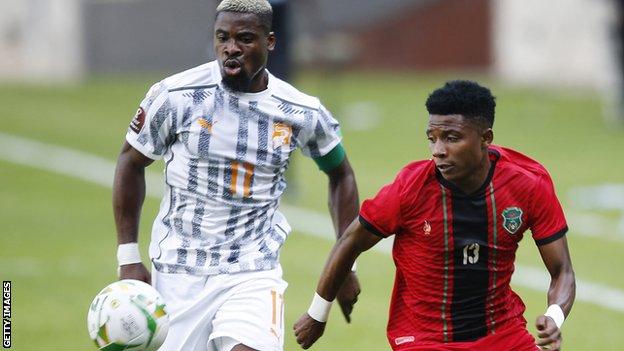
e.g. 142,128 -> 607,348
87,279 -> 169,350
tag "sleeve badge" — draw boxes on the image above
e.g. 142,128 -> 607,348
129,107 -> 146,133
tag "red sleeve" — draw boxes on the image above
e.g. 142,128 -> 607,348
359,174 -> 403,238
529,173 -> 568,245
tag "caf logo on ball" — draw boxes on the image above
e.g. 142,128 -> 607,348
87,280 -> 169,351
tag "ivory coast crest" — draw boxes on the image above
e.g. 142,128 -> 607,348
501,207 -> 523,235
272,122 -> 292,149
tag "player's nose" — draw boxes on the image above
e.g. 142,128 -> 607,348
223,39 -> 242,57
431,141 -> 447,158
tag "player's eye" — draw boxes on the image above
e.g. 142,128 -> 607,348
240,35 -> 254,43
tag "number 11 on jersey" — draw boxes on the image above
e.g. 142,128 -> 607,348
270,289 -> 284,340
230,161 -> 254,198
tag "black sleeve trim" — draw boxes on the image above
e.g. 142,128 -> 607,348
358,215 -> 388,238
534,226 -> 568,246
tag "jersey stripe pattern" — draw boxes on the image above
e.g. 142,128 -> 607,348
126,61 -> 341,275
359,146 -> 568,349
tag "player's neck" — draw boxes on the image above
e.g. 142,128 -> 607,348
246,70 -> 269,93
453,156 -> 492,195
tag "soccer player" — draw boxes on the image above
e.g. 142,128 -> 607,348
112,1 -> 360,350
294,81 -> 576,351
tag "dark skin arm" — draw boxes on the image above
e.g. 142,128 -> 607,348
324,156 -> 362,323
534,236 -> 575,351
113,141 -> 154,283
293,219 -> 381,349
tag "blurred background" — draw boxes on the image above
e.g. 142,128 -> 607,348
1,0 -> 623,350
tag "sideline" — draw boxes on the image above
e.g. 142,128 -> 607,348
1,131 -> 623,313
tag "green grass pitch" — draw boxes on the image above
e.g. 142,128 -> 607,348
0,71 -> 623,350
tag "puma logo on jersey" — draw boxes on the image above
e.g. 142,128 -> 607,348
129,107 -> 146,133
198,118 -> 216,133
272,123 -> 292,149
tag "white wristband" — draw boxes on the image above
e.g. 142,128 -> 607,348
544,304 -> 565,329
307,292 -> 333,322
117,243 -> 142,266
351,261 -> 358,272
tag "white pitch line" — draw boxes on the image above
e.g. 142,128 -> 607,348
1,131 -> 623,313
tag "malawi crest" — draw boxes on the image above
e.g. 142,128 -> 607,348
501,207 -> 523,235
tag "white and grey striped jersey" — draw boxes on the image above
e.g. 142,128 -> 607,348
126,60 -> 341,275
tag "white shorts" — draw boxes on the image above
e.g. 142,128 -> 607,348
152,265 -> 288,351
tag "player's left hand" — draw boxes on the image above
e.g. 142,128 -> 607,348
293,313 -> 326,349
535,315 -> 562,350
336,271 -> 360,323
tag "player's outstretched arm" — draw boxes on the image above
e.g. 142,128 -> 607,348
535,236 -> 575,351
293,219 -> 381,349
113,141 -> 154,283
324,155 -> 362,322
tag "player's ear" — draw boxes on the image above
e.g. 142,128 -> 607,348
482,128 -> 493,146
267,31 -> 276,51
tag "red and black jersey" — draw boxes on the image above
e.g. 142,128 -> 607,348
359,146 -> 567,349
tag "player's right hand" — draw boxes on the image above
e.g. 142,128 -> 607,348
293,313 -> 326,349
535,315 -> 562,350
118,262 -> 151,284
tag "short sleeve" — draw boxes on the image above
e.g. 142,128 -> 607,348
125,82 -> 176,160
529,173 -> 568,245
299,104 -> 342,159
359,174 -> 404,238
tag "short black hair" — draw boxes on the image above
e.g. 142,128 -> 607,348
216,0 -> 273,34
425,80 -> 496,129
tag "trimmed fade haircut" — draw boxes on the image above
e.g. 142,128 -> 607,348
425,80 -> 496,129
216,0 -> 273,34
